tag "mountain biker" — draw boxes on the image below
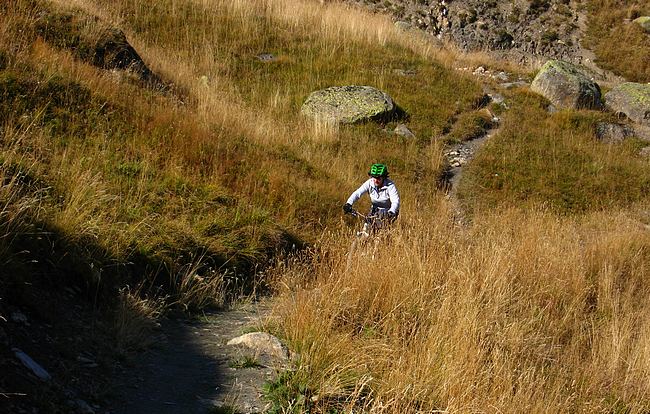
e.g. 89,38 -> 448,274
342,163 -> 400,226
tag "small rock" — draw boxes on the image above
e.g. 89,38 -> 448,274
13,348 -> 51,381
633,16 -> 650,33
493,71 -> 509,82
11,311 -> 29,325
488,93 -> 505,105
75,399 -> 95,414
393,68 -> 417,77
394,124 -> 415,138
594,122 -> 635,144
77,356 -> 99,368
227,332 -> 288,361
256,53 -> 276,62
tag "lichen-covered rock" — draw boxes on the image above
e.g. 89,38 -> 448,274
605,83 -> 650,127
633,16 -> 650,33
301,85 -> 396,124
530,60 -> 603,110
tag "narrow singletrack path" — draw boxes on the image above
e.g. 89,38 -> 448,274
109,301 -> 273,414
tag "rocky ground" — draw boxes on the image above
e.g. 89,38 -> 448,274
345,0 -> 630,85
350,0 -> 585,62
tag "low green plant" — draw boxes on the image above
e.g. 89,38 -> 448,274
263,371 -> 313,414
229,355 -> 263,369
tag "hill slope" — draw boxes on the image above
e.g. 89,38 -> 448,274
1,0 -> 649,412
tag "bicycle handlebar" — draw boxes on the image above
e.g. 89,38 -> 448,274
347,209 -> 366,219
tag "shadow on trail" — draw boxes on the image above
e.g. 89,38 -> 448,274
110,317 -> 225,414
109,305 -> 270,414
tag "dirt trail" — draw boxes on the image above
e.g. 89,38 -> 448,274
108,301 -> 275,414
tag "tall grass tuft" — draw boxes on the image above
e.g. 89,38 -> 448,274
113,284 -> 167,353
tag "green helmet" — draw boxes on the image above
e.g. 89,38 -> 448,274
368,163 -> 389,178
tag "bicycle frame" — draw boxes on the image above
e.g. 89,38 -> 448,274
347,208 -> 389,238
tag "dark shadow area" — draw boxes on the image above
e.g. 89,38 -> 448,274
108,316 -> 229,414
0,212 -> 288,413
372,103 -> 410,125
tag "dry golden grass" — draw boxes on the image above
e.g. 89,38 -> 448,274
271,203 -> 650,412
114,285 -> 167,352
3,0 -> 650,410
585,0 -> 650,83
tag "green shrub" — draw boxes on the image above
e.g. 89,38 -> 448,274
263,371 -> 313,414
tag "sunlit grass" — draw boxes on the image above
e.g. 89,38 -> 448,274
459,89 -> 650,215
584,0 -> 650,83
271,205 -> 650,412
2,0 -> 650,410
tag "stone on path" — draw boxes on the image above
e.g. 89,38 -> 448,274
605,82 -> 650,127
301,85 -> 397,124
531,60 -> 603,110
227,332 -> 288,361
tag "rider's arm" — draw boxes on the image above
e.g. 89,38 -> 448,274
346,180 -> 371,206
388,183 -> 400,215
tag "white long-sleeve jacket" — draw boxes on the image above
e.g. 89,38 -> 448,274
346,178 -> 400,215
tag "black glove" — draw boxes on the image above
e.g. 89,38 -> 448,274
343,203 -> 353,214
387,211 -> 397,222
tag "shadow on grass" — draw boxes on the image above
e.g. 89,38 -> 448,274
0,215 -> 299,413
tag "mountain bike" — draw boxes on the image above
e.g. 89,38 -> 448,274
344,208 -> 393,271
347,208 -> 393,238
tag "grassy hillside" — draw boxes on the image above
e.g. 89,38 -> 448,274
1,0 -> 650,412
0,0 -> 485,304
584,0 -> 650,83
459,90 -> 650,214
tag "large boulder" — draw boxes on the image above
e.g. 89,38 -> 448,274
530,60 -> 603,110
605,83 -> 650,127
36,7 -> 164,88
301,85 -> 397,124
633,16 -> 650,33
